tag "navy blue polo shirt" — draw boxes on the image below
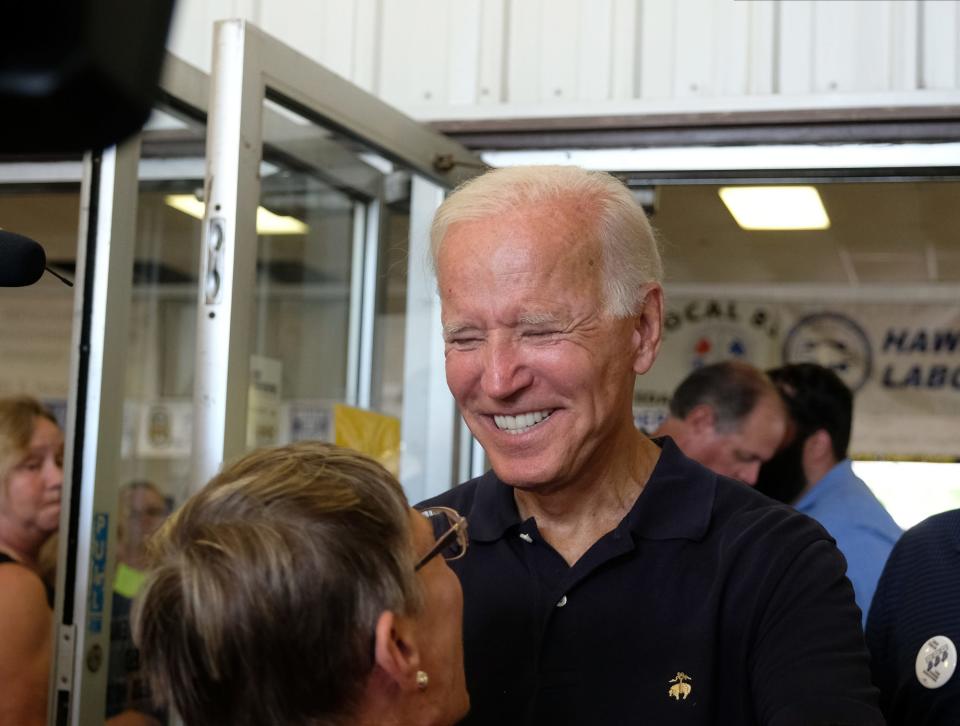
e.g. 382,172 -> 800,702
420,438 -> 883,726
867,508 -> 960,725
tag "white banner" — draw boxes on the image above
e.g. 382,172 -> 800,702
636,297 -> 960,460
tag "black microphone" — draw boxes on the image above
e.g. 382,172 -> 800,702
0,230 -> 51,286
0,230 -> 45,286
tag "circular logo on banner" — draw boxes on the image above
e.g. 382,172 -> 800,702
782,312 -> 872,391
915,636 -> 957,689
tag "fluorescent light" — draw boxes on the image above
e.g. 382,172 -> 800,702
165,194 -> 206,219
718,186 -> 830,230
164,195 -> 308,235
255,206 -> 309,235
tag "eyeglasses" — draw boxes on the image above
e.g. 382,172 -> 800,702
129,506 -> 170,519
414,506 -> 468,572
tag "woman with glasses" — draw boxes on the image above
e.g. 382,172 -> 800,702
0,396 -> 64,726
135,440 -> 470,726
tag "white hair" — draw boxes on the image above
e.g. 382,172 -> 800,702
430,165 -> 663,318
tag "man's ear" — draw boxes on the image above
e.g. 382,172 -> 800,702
801,429 -> 836,485
631,283 -> 664,376
805,429 -> 834,462
685,403 -> 718,435
373,611 -> 421,691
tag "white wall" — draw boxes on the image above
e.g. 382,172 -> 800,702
167,0 -> 960,121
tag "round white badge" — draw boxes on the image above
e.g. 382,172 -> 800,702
915,636 -> 957,689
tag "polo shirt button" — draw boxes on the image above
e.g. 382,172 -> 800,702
556,595 -> 568,608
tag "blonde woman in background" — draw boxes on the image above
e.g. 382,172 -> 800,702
0,397 -> 162,726
135,441 -> 470,726
0,396 -> 63,726
107,481 -> 170,725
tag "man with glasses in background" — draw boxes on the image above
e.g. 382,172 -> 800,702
420,165 -> 883,725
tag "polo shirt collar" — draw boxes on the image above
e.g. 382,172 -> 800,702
624,437 -> 716,541
794,458 -> 853,513
464,437 -> 716,544
464,468 -> 521,542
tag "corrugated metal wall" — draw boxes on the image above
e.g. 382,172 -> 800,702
167,0 -> 960,119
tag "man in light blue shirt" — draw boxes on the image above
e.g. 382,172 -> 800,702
755,363 -> 901,625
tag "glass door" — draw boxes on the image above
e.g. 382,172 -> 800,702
55,21 -> 484,726
49,57 -> 213,726
195,19 -> 484,502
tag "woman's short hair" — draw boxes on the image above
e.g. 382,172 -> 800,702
134,441 -> 421,726
0,395 -> 58,489
430,165 -> 663,318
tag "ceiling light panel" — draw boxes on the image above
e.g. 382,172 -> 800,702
719,186 -> 831,230
165,194 -> 308,235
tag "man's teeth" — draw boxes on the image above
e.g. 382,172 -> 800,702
494,410 -> 552,435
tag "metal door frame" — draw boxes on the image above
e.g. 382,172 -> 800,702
195,19 -> 484,497
55,26 -> 485,720
49,55 -> 214,726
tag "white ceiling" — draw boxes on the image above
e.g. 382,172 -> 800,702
651,180 -> 960,284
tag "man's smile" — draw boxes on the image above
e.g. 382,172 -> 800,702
492,409 -> 554,435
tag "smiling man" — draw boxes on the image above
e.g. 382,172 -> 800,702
654,361 -> 787,485
420,165 -> 882,726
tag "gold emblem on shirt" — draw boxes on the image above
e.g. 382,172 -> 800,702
668,672 -> 692,700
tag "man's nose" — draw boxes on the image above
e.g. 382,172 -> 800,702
482,339 -> 533,399
740,462 -> 761,486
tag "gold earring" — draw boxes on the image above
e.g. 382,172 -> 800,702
416,670 -> 429,690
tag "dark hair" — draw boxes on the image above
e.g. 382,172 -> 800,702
669,361 -> 778,433
767,363 -> 853,460
134,441 -> 420,726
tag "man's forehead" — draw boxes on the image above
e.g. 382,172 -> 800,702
441,201 -> 598,251
751,393 -> 788,427
517,311 -> 562,325
735,398 -> 788,450
442,309 -> 567,334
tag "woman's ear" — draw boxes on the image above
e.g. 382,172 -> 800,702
373,611 -> 421,691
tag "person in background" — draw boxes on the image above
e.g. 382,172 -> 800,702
114,481 -> 169,592
653,360 -> 786,485
0,395 -> 63,726
866,508 -> 960,725
755,362 -> 901,624
134,441 -> 469,726
420,165 -> 881,725
106,481 -> 170,725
